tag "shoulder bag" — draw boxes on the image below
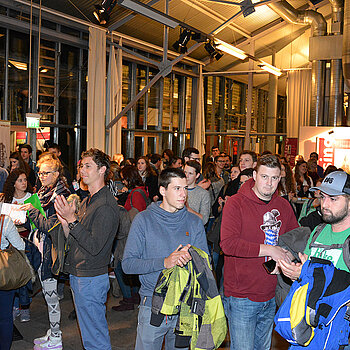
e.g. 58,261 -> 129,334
0,214 -> 32,290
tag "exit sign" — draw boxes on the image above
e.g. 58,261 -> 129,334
26,113 -> 41,128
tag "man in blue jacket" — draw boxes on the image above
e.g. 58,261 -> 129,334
122,167 -> 208,350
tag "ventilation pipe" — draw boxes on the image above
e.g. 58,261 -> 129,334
268,1 -> 327,126
329,0 -> 344,126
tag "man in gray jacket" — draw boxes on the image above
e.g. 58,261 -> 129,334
54,148 -> 119,350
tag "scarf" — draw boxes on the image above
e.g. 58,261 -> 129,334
37,178 -> 70,211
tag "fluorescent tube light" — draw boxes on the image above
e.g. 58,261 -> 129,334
214,39 -> 247,60
259,61 -> 282,76
9,60 -> 27,70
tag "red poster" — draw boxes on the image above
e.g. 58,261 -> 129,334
284,138 -> 298,166
318,138 -> 350,172
318,138 -> 335,170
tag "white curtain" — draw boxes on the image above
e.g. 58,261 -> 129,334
286,70 -> 311,138
106,40 -> 123,156
193,65 -> 206,157
87,27 -> 106,150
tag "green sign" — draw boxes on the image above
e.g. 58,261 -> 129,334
26,113 -> 41,128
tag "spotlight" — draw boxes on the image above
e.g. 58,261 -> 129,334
191,32 -> 206,43
93,0 -> 117,25
172,28 -> 191,53
93,4 -> 108,24
214,52 -> 223,61
204,41 -> 216,57
240,0 -> 255,17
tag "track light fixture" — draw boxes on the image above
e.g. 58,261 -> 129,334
204,40 -> 224,61
172,28 -> 192,53
93,0 -> 117,25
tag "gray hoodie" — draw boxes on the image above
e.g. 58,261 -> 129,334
122,202 -> 208,298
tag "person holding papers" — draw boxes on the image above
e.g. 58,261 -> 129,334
0,169 -> 33,322
20,152 -> 69,350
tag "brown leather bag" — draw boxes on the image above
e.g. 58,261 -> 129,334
0,214 -> 32,290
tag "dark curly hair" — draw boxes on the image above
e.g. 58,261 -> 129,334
2,169 -> 33,203
120,165 -> 144,190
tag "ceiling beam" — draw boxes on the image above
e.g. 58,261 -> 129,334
179,0 -> 251,38
108,0 -> 166,30
215,0 -> 330,70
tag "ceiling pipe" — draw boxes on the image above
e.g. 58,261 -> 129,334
343,0 -> 350,90
329,0 -> 344,126
268,0 -> 327,126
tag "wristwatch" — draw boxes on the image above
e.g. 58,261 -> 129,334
68,220 -> 79,230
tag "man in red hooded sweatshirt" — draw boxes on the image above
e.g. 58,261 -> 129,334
221,154 -> 298,350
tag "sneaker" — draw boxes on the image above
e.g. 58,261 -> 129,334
13,307 -> 20,320
20,309 -> 30,322
34,330 -> 51,345
34,333 -> 62,350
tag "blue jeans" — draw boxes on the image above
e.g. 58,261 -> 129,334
0,289 -> 15,350
114,260 -> 139,299
14,284 -> 31,308
135,304 -> 187,350
70,274 -> 111,350
224,296 -> 276,350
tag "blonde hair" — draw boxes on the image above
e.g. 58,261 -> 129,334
37,152 -> 63,176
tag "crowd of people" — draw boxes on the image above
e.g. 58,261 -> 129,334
0,142 -> 349,350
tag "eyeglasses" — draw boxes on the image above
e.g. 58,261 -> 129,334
38,171 -> 55,177
189,157 -> 201,162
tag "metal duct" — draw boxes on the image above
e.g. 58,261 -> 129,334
268,0 -> 327,126
329,0 -> 344,126
268,1 -> 327,36
343,0 -> 350,90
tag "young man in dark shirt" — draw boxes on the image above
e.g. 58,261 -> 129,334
54,148 -> 120,350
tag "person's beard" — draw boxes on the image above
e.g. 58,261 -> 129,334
322,206 -> 348,224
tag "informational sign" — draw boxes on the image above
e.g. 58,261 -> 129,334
0,120 -> 10,168
318,138 -> 350,173
26,113 -> 41,129
284,138 -> 298,166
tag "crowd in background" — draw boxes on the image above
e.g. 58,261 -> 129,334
0,141 -> 347,350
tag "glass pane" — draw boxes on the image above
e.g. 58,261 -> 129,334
39,40 -> 56,122
135,136 -> 143,158
8,30 -> 29,122
147,69 -> 159,130
185,78 -> 192,131
147,136 -> 156,155
58,127 -> 76,175
0,28 -> 5,119
172,75 -> 179,129
59,43 -> 80,125
136,66 -> 146,129
163,77 -> 171,128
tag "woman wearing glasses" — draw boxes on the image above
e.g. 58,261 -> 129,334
21,152 -> 69,350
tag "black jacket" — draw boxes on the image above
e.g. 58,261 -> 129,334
64,186 -> 120,277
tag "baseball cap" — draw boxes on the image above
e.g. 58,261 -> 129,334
310,171 -> 350,196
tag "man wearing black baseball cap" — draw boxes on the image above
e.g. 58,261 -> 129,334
279,170 -> 350,277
